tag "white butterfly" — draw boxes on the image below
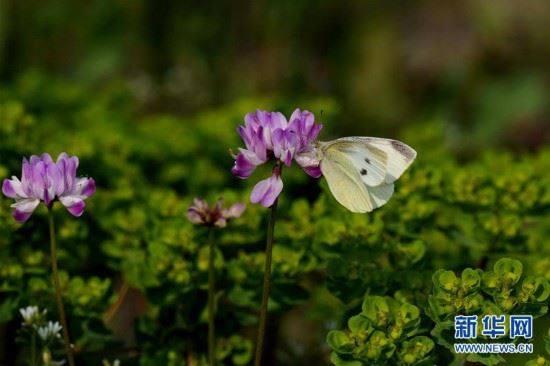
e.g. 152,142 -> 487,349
317,137 -> 416,213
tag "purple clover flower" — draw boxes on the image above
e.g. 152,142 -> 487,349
232,109 -> 322,207
187,198 -> 245,228
2,153 -> 96,223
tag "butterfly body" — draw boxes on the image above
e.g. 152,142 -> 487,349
317,137 -> 416,213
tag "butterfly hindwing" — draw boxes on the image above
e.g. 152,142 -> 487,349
320,151 -> 374,213
367,183 -> 394,208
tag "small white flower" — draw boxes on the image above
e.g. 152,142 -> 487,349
19,306 -> 47,325
35,321 -> 63,341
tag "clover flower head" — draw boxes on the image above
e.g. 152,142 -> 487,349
2,153 -> 96,223
187,197 -> 245,228
232,109 -> 323,207
35,321 -> 63,341
20,305 -> 47,325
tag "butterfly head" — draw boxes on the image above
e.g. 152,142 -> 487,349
313,141 -> 327,159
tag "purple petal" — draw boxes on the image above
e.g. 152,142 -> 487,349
303,165 -> 323,178
272,129 -> 284,155
251,131 -> 268,162
29,155 -> 42,164
237,148 -> 263,166
262,124 -> 274,150
30,161 -> 48,201
232,152 -> 257,178
193,197 -> 208,211
73,178 -> 96,197
10,198 -> 40,223
187,207 -> 205,224
2,178 -> 22,198
56,153 -> 79,194
81,178 -> 96,197
237,126 -> 251,149
250,174 -> 283,207
255,110 -> 271,127
272,129 -> 296,166
244,111 -> 261,129
29,153 -> 53,165
283,150 -> 293,167
67,201 -> 85,217
244,110 -> 288,149
222,203 -> 246,219
269,112 -> 288,130
13,210 -> 34,223
307,123 -> 323,142
40,153 -> 54,164
289,108 -> 303,124
21,159 -> 33,196
288,109 -> 322,150
59,196 -> 86,217
214,217 -> 227,228
44,162 -> 62,204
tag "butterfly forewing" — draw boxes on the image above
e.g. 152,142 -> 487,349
323,140 -> 388,187
333,137 -> 416,184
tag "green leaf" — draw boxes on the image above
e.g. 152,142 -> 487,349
461,268 -> 481,293
466,351 -> 505,366
348,314 -> 372,334
362,296 -> 390,328
433,270 -> 458,292
398,336 -> 434,365
0,296 -> 18,322
327,330 -> 355,354
330,352 -> 362,366
493,258 -> 523,286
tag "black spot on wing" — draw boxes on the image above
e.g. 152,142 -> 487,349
365,158 -> 371,164
360,168 -> 367,175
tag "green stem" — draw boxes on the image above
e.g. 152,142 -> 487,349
48,208 -> 76,366
31,332 -> 36,366
254,197 -> 279,366
208,229 -> 216,366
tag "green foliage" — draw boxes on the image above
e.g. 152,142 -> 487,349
327,296 -> 434,366
428,258 -> 550,365
0,74 -> 549,364
525,328 -> 550,366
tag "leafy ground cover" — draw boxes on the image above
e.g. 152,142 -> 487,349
0,72 -> 549,365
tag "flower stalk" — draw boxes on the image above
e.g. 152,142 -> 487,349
229,110 -> 321,365
254,193 -> 279,366
186,197 -> 245,366
48,207 -> 75,366
31,332 -> 37,366
207,229 -> 216,366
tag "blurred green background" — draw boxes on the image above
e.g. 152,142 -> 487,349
1,0 -> 549,147
0,1 -> 549,366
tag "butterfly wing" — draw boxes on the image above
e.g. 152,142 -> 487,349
368,183 -> 395,208
322,139 -> 388,186
323,137 -> 416,184
320,137 -> 416,212
320,151 -> 374,212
